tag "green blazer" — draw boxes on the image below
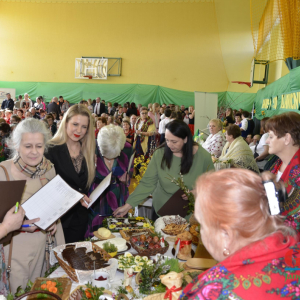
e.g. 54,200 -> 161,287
126,145 -> 214,217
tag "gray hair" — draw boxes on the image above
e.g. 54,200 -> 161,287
8,118 -> 51,158
97,124 -> 126,159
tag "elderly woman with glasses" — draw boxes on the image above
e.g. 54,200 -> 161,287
1,119 -> 64,293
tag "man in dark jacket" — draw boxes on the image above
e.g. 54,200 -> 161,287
1,93 -> 14,111
47,97 -> 61,120
93,97 -> 105,116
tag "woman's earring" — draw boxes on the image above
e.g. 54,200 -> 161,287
223,248 -> 230,256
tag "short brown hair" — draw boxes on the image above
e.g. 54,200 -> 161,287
45,113 -> 54,121
226,124 -> 241,139
266,112 -> 300,146
122,119 -> 130,126
260,117 -> 270,133
97,117 -> 107,124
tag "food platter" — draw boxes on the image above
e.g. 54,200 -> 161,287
103,217 -> 154,232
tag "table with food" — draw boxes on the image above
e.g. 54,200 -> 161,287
18,215 -> 216,300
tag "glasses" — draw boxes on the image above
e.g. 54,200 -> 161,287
141,112 -> 147,115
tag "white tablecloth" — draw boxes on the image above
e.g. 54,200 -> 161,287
49,233 -> 195,299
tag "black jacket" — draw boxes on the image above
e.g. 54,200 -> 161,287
47,102 -> 61,120
45,144 -> 89,229
1,99 -> 14,111
93,102 -> 105,116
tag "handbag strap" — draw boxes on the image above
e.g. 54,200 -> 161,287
0,165 -> 13,286
0,165 -> 10,181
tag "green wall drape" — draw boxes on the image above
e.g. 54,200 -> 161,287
254,66 -> 300,120
0,81 -> 256,111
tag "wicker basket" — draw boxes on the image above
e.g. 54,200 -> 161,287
130,239 -> 169,256
120,228 -> 154,241
53,242 -> 111,283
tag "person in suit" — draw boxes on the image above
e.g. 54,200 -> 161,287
45,104 -> 95,243
1,93 -> 14,111
93,97 -> 105,117
47,97 -> 61,120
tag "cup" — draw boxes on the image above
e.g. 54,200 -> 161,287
92,271 -> 111,289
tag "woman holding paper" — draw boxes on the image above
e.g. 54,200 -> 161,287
46,104 -> 95,243
0,118 -> 65,294
85,125 -> 133,238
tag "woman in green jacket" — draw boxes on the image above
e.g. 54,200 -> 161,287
113,120 -> 214,220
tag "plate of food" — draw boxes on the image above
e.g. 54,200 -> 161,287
28,277 -> 72,300
103,217 -> 154,232
117,252 -> 153,273
155,215 -> 189,236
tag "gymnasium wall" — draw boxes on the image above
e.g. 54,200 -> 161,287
0,1 -> 229,93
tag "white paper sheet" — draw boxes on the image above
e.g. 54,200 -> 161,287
88,172 -> 112,208
127,152 -> 135,173
21,175 -> 83,230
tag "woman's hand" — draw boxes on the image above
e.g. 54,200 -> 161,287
80,195 -> 91,208
113,204 -> 132,217
181,189 -> 196,201
2,205 -> 26,233
136,130 -> 141,135
46,223 -> 57,235
21,218 -> 41,233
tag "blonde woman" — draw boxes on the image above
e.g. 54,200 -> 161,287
87,99 -> 93,113
188,105 -> 195,135
148,103 -> 160,131
45,104 -> 95,243
133,107 -> 155,158
107,102 -> 112,115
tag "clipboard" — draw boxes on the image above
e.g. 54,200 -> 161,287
0,180 -> 26,244
157,189 -> 189,218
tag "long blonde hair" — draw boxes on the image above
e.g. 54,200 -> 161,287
48,104 -> 95,188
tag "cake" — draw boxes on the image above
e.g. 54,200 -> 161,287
97,228 -> 111,238
95,238 -> 127,252
62,245 -> 107,270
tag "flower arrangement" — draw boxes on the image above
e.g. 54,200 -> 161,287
117,252 -> 152,273
132,155 -> 151,189
166,173 -> 195,215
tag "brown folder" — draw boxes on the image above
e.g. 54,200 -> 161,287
157,189 -> 189,218
0,180 -> 26,244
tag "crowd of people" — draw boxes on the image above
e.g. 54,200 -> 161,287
0,91 -> 300,298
